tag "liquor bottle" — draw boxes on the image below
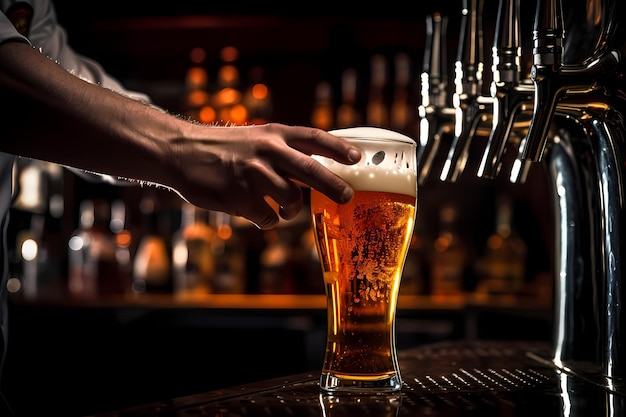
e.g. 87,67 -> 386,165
293,224 -> 324,294
475,196 -> 527,294
68,199 -> 125,298
183,46 -> 211,122
15,213 -> 46,299
242,66 -> 273,125
258,228 -> 294,294
366,54 -> 389,127
132,196 -> 172,294
429,203 -> 467,296
336,68 -> 362,128
390,52 -> 415,136
214,46 -> 246,125
110,199 -> 133,294
171,202 -> 215,296
311,81 -> 334,130
210,211 -> 246,294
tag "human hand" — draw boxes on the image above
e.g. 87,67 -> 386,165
168,123 -> 361,229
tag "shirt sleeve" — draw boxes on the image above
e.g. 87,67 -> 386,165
0,9 -> 30,45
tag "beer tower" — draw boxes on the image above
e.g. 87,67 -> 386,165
418,0 -> 626,392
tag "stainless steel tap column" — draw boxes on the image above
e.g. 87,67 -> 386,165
530,0 -> 626,392
417,0 -> 626,392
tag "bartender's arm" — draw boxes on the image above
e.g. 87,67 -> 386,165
0,40 -> 360,229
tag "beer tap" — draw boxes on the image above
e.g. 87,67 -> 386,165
517,0 -> 619,163
439,0 -> 492,182
476,0 -> 534,181
417,13 -> 454,185
519,0 -> 626,393
415,0 -> 626,395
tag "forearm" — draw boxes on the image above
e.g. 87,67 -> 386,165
0,41 -> 182,185
0,40 -> 361,229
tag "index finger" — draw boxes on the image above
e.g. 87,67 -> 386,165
284,151 -> 355,204
283,126 -> 362,165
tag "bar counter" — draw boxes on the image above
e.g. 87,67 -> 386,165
91,339 -> 623,417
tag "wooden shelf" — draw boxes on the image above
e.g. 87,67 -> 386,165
9,292 -> 552,314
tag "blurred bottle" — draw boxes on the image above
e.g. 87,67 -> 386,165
214,46 -> 247,125
68,199 -> 128,298
430,203 -> 467,296
15,213 -> 47,299
336,68 -> 362,128
210,212 -> 246,294
258,228 -> 294,294
475,196 -> 527,294
366,54 -> 389,127
390,52 -> 415,136
311,81 -> 335,130
172,202 -> 215,296
293,224 -> 324,294
111,199 -> 133,294
12,158 -> 49,214
183,46 -> 212,123
132,196 -> 172,295
243,66 -> 273,125
10,159 -> 65,299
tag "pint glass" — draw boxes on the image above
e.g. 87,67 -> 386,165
311,127 -> 417,393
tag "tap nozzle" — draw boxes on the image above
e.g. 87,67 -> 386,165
439,0 -> 492,182
477,0 -> 535,179
417,13 -> 455,184
517,0 -> 564,162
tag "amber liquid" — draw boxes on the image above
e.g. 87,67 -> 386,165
311,189 -> 416,382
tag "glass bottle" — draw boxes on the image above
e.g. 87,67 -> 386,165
67,199 -> 123,298
171,202 -> 215,296
366,54 -> 389,127
475,196 -> 527,294
210,212 -> 246,294
242,66 -> 273,125
311,81 -> 334,130
258,228 -> 294,294
336,68 -> 362,128
390,52 -> 415,136
15,213 -> 47,299
132,196 -> 172,295
429,203 -> 467,297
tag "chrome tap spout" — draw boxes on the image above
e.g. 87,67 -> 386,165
517,0 -> 620,163
477,0 -> 534,179
417,13 -> 456,185
439,0 -> 493,182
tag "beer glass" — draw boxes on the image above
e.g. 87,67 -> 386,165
311,127 -> 417,393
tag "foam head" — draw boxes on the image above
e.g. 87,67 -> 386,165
314,127 -> 418,198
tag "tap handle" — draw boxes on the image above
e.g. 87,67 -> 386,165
418,13 -> 451,179
439,0 -> 487,182
456,0 -> 484,98
518,0 -> 564,162
421,13 -> 449,109
492,0 -> 521,85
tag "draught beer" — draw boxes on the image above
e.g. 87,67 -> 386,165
311,127 -> 417,393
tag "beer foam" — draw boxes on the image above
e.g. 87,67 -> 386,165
330,127 -> 416,144
316,127 -> 417,197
